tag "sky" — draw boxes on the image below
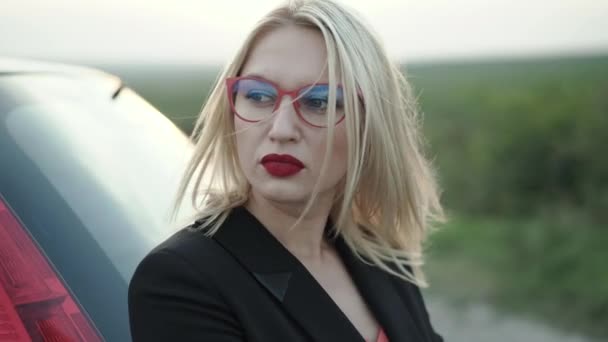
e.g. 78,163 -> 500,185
2,0 -> 608,65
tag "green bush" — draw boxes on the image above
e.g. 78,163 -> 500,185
409,56 -> 608,224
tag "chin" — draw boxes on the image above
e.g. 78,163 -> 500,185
246,168 -> 340,206
253,180 -> 340,209
254,183 -> 311,204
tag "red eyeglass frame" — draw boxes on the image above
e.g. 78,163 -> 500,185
225,76 -> 349,128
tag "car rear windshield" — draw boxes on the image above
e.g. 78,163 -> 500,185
0,73 -> 196,341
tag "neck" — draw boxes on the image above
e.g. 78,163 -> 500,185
245,192 -> 334,260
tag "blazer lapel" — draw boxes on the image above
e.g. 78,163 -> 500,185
212,206 -> 365,342
334,237 -> 429,341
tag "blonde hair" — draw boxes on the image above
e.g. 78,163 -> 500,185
172,0 -> 444,287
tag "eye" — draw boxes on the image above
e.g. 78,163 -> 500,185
245,90 -> 275,105
301,97 -> 329,113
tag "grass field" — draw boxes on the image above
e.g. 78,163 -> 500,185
96,54 -> 608,338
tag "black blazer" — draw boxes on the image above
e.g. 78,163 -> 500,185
128,206 -> 443,342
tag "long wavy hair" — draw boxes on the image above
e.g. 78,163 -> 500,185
171,0 -> 444,287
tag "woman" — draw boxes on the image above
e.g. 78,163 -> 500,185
128,0 -> 444,341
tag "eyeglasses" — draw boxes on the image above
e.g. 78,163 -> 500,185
226,76 -> 346,128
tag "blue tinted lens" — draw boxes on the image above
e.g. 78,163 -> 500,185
299,85 -> 344,112
303,85 -> 344,99
232,79 -> 279,121
233,79 -> 277,106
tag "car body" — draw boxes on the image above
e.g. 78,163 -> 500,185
0,58 -> 195,341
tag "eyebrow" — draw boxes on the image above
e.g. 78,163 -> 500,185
246,75 -> 338,91
239,72 -> 333,87
239,73 -> 271,82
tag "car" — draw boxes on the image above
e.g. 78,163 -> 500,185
0,58 -> 196,341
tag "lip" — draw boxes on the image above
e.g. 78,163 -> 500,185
261,154 -> 304,177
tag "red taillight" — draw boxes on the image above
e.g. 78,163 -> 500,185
0,199 -> 103,341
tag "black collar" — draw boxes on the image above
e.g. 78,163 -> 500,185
212,206 -> 428,342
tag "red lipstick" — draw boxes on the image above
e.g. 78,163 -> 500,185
261,154 -> 304,177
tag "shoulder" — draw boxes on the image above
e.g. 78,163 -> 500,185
131,222 -> 230,286
153,224 -> 224,262
127,223 -> 246,341
130,207 -> 256,290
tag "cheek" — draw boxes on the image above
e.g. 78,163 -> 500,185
316,126 -> 348,177
333,127 -> 348,172
234,121 -> 257,171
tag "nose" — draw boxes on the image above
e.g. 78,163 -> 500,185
267,95 -> 301,143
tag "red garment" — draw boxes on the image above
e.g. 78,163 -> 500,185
370,328 -> 388,342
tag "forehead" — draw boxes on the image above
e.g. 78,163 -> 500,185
240,25 -> 330,89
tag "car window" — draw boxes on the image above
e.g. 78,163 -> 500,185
2,74 -> 196,280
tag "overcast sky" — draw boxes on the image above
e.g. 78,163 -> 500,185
2,0 -> 608,65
